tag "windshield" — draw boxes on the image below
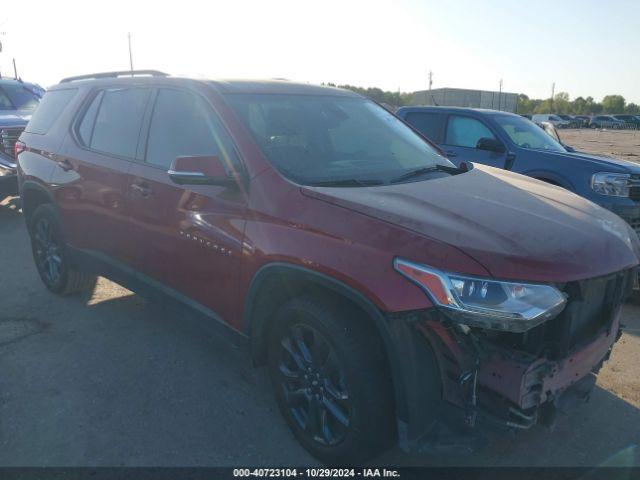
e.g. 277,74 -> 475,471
0,83 -> 41,111
226,93 -> 455,185
495,114 -> 566,152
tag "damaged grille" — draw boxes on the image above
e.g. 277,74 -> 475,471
0,127 -> 24,159
488,268 -> 636,359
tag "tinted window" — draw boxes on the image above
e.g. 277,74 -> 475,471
25,89 -> 77,135
1,83 -> 40,111
146,89 -> 239,170
445,115 -> 495,148
77,91 -> 103,146
227,94 -> 454,185
0,89 -> 13,109
91,88 -> 150,158
403,112 -> 445,143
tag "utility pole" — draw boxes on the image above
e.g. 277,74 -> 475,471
550,82 -> 555,112
128,32 -> 134,73
12,58 -> 17,79
428,70 -> 433,91
498,78 -> 503,111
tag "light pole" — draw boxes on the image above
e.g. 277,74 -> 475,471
128,32 -> 134,73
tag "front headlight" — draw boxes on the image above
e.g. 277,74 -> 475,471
591,172 -> 630,197
394,259 -> 567,333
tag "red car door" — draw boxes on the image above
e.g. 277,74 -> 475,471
54,86 -> 152,264
127,87 -> 248,327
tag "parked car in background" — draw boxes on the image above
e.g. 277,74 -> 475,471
556,114 -> 581,128
0,78 -> 43,199
531,113 -> 570,128
612,114 -> 640,128
573,115 -> 591,128
589,115 -> 625,129
16,72 -> 640,463
397,106 -> 640,246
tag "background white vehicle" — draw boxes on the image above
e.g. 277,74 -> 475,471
531,114 -> 571,128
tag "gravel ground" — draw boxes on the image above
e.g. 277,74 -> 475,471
0,197 -> 638,467
559,128 -> 640,162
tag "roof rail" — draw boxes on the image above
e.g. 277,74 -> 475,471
59,70 -> 168,83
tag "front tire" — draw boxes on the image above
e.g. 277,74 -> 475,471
268,294 -> 395,464
29,203 -> 97,295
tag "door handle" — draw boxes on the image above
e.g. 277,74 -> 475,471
56,158 -> 75,172
131,182 -> 153,197
445,150 -> 458,157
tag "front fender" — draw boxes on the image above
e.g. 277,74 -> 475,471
520,169 -> 576,191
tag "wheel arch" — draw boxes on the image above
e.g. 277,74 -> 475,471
20,180 -> 57,226
244,262 -> 412,422
523,170 -> 575,191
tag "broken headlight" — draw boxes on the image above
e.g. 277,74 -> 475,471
394,259 -> 567,333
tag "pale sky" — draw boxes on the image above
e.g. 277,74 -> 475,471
1,0 -> 638,103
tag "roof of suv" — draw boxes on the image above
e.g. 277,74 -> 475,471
397,105 -> 518,117
209,79 -> 358,96
52,72 -> 358,97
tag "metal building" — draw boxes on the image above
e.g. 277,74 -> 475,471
411,87 -> 518,113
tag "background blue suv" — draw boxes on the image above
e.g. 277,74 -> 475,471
0,78 -> 42,199
397,106 -> 640,241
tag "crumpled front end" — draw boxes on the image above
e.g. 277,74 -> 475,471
398,267 -> 635,451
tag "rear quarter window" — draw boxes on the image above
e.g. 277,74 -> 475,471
403,112 -> 446,143
25,89 -> 78,135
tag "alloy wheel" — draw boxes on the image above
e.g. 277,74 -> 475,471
33,217 -> 63,286
276,323 -> 351,446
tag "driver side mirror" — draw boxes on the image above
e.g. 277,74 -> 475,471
476,137 -> 505,153
168,155 -> 236,186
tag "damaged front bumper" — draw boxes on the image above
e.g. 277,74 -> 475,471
419,310 -> 621,432
390,267 -> 635,453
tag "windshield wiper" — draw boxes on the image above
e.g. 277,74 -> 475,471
389,164 -> 459,184
308,178 -> 385,187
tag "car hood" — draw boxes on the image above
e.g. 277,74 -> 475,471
555,149 -> 640,173
301,164 -> 640,283
0,110 -> 32,127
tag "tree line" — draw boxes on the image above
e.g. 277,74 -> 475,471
323,83 -> 639,115
517,93 -> 639,115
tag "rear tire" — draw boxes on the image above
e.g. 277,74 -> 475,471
29,203 -> 97,295
268,294 -> 395,464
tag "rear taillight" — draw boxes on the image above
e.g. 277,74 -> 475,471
14,140 -> 26,158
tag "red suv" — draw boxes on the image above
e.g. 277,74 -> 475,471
16,71 -> 640,463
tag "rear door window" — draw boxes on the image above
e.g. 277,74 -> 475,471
403,112 -> 446,143
444,115 -> 496,148
77,91 -> 104,146
90,87 -> 151,159
25,89 -> 77,134
145,88 -> 239,170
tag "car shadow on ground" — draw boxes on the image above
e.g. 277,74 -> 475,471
380,386 -> 640,467
0,196 -> 22,218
